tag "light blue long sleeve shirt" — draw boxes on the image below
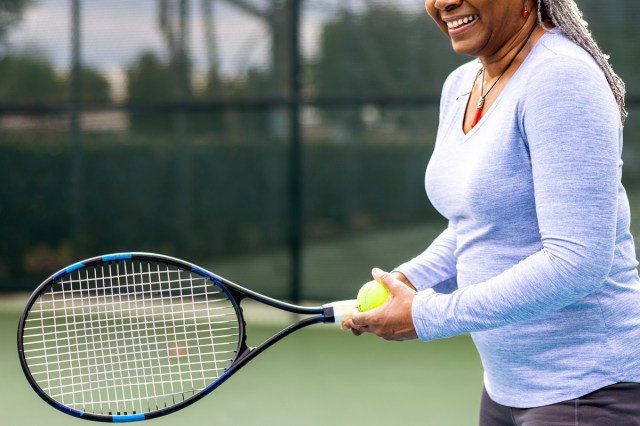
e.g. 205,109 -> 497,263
396,29 -> 640,408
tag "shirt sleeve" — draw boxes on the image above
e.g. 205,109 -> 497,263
393,223 -> 458,292
412,56 -> 622,341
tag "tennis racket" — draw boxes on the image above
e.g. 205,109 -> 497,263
17,252 -> 357,422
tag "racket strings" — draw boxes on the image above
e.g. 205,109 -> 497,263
21,260 -> 241,415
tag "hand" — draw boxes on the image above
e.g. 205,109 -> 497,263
342,268 -> 419,341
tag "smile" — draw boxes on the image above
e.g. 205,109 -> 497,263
446,14 -> 479,29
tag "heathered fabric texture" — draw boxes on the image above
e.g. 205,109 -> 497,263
396,29 -> 640,408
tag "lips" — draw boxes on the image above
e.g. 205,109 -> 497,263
446,14 -> 479,30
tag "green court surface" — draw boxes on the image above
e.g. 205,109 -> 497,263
4,190 -> 640,425
1,306 -> 483,426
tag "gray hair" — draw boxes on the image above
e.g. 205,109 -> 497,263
537,0 -> 627,124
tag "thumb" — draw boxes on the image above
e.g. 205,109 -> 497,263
371,268 -> 401,295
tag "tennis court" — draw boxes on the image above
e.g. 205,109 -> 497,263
3,223 -> 484,425
2,304 -> 483,426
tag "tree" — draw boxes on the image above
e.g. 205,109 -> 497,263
310,5 -> 462,138
0,51 -> 111,104
0,0 -> 35,47
126,51 -> 176,133
63,66 -> 111,103
311,6 -> 458,98
127,51 -> 175,102
0,52 -> 65,103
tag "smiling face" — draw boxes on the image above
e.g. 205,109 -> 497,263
425,0 -> 529,59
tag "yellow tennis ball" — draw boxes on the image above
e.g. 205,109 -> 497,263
357,280 -> 389,312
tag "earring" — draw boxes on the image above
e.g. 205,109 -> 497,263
522,0 -> 530,18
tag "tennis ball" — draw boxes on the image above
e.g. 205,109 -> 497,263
357,280 -> 389,312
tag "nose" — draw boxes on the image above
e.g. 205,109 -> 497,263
433,0 -> 462,11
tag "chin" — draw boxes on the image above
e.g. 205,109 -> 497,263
449,41 -> 477,57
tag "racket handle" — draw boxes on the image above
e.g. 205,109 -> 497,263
323,299 -> 358,324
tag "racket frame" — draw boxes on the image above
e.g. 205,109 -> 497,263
17,252 -> 353,422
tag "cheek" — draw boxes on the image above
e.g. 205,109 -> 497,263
424,0 -> 437,20
425,1 -> 448,35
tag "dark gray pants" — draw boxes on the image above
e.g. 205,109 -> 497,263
480,382 -> 640,426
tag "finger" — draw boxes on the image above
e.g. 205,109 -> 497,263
341,308 -> 363,330
341,316 -> 356,331
341,315 -> 367,336
350,310 -> 363,327
371,268 -> 400,294
351,327 -> 364,336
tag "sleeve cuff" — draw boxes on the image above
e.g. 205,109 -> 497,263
392,264 -> 434,292
412,288 -> 437,342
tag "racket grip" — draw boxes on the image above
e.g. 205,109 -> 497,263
323,299 -> 358,324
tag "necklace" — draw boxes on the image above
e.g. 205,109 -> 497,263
470,26 -> 537,129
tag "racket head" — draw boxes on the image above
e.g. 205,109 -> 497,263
17,253 -> 246,422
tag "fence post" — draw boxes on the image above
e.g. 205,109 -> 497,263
70,0 -> 84,256
288,0 -> 302,303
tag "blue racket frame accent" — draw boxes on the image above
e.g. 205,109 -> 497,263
112,414 -> 146,423
102,253 -> 133,262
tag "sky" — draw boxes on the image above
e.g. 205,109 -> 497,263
6,0 -> 274,99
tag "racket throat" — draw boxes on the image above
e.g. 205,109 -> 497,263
234,345 -> 257,366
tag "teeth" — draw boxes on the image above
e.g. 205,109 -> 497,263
447,14 -> 478,29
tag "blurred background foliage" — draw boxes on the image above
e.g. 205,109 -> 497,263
0,0 -> 638,298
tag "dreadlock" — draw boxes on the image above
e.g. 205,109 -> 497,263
537,0 -> 627,124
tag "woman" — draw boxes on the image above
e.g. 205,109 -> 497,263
343,0 -> 640,424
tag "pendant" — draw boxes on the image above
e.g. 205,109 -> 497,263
471,97 -> 485,128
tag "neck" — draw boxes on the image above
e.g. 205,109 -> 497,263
480,23 -> 542,78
